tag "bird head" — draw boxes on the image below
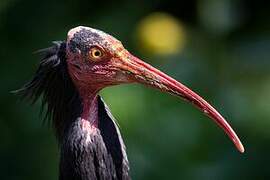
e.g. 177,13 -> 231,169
21,26 -> 242,153
66,27 -> 131,91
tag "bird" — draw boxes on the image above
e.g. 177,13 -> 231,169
17,26 -> 244,180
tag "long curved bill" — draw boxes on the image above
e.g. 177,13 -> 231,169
117,53 -> 244,153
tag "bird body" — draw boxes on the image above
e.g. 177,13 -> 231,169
17,26 -> 244,180
60,96 -> 129,180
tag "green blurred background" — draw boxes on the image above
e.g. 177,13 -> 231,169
1,0 -> 270,179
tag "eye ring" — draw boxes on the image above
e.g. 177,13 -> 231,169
89,46 -> 104,61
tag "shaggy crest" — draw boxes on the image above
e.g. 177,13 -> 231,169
15,41 -> 82,140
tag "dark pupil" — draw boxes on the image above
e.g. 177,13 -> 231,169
94,50 -> 101,57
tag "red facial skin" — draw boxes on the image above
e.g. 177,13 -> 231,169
66,26 -> 244,153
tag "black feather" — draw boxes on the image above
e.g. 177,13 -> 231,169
15,41 -> 82,140
15,40 -> 130,179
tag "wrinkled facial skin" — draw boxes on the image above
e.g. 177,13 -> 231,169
66,26 -> 131,91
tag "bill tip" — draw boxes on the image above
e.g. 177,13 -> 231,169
238,143 -> 245,153
234,138 -> 245,153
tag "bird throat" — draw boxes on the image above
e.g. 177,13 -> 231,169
78,89 -> 102,136
81,94 -> 99,127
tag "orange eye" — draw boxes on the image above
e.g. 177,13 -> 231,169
89,47 -> 104,61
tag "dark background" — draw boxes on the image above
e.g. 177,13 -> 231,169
1,0 -> 270,179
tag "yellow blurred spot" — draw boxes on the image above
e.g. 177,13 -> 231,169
136,12 -> 186,55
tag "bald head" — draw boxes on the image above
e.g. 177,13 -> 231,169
67,26 -> 123,55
